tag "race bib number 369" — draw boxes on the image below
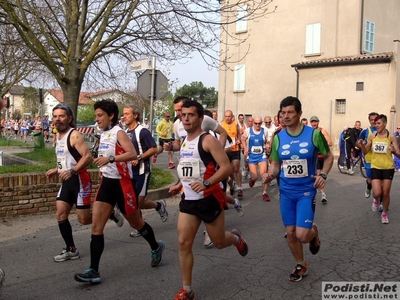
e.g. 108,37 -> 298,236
282,159 -> 308,178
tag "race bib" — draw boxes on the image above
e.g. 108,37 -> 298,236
373,141 -> 388,154
251,146 -> 263,154
57,156 -> 67,171
177,159 -> 201,181
282,159 -> 308,178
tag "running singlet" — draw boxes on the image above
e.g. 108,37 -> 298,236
371,131 -> 394,170
271,126 -> 329,192
246,127 -> 267,162
221,120 -> 239,151
178,133 -> 223,200
98,126 -> 133,179
174,115 -> 218,142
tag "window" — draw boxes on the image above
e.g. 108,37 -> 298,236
335,99 -> 346,114
305,23 -> 321,55
356,82 -> 364,91
365,20 -> 375,53
233,65 -> 246,92
236,5 -> 248,33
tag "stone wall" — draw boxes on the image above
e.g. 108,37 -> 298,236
0,170 -> 174,218
0,170 -> 102,218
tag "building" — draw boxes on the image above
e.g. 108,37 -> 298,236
218,0 -> 400,149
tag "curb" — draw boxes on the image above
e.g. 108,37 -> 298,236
147,172 -> 180,201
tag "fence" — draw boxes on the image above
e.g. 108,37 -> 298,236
76,126 -> 95,142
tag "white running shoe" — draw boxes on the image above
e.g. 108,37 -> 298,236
157,199 -> 168,222
203,231 -> 213,247
381,213 -> 389,224
234,198 -> 244,217
54,248 -> 80,262
364,189 -> 371,198
372,199 -> 379,212
130,229 -> 141,237
347,168 -> 354,175
113,205 -> 124,227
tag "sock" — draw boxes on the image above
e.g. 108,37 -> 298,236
109,212 -> 117,222
138,222 -> 159,250
90,234 -> 104,273
367,182 -> 372,190
297,260 -> 307,267
183,286 -> 192,293
58,219 -> 75,251
234,235 -> 240,245
238,186 -> 242,190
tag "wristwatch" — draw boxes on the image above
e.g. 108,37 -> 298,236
109,155 -> 115,163
137,155 -> 142,161
320,172 -> 327,180
70,169 -> 78,176
203,180 -> 211,188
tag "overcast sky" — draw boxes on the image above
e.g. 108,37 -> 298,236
160,52 -> 219,92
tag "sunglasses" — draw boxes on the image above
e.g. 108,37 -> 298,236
254,122 -> 262,125
264,122 -> 271,124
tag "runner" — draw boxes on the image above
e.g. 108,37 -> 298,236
169,100 -> 248,299
262,96 -> 333,282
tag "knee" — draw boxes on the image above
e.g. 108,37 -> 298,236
55,210 -> 67,221
77,216 -> 91,225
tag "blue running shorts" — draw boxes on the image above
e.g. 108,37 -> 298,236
280,189 -> 316,229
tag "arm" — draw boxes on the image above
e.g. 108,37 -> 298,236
69,130 -> 93,172
213,124 -> 227,148
321,128 -> 333,147
390,134 -> 400,158
241,128 -> 249,157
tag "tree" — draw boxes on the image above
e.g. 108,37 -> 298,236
0,1 -> 274,119
22,87 -> 40,117
175,82 -> 218,109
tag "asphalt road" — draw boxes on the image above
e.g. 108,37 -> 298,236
1,151 -> 400,300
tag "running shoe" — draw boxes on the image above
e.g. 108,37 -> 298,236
129,229 -> 141,237
112,205 -> 124,227
347,169 -> 354,175
174,288 -> 195,300
378,203 -> 383,213
237,189 -> 243,198
157,199 -> 168,222
152,155 -> 157,163
234,198 -> 244,217
150,240 -> 165,267
289,262 -> 308,282
321,193 -> 328,204
203,231 -> 213,247
372,199 -> 379,212
263,193 -> 270,202
54,248 -> 80,262
0,268 -> 5,287
249,179 -> 255,188
381,213 -> 389,224
309,224 -> 320,255
364,189 -> 371,198
268,181 -> 275,186
168,163 -> 175,169
231,228 -> 248,256
74,267 -> 101,284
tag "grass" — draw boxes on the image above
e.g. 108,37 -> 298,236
0,143 -> 175,190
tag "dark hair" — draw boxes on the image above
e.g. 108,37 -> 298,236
181,100 -> 204,118
238,113 -> 244,117
280,96 -> 302,113
374,114 -> 387,123
204,109 -> 213,118
173,96 -> 190,104
52,103 -> 75,127
94,99 -> 119,126
368,112 -> 379,118
301,118 -> 308,122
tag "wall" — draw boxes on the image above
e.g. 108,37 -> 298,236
0,171 -> 101,218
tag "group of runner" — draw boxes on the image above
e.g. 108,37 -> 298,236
1,115 -> 51,143
23,95 -> 400,300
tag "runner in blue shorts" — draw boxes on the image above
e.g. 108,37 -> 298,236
262,96 -> 333,282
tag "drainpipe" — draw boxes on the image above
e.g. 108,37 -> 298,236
294,67 -> 299,97
359,0 -> 365,54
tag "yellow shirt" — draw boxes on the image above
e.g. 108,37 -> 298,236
156,118 -> 173,139
371,133 -> 394,170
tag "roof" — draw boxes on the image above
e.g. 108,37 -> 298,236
9,85 -> 25,95
291,52 -> 393,69
47,89 -> 101,105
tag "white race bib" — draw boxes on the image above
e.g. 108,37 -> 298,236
177,159 -> 201,181
373,141 -> 388,154
251,146 -> 263,154
57,156 -> 67,171
282,159 -> 308,178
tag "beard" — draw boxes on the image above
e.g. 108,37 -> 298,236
55,122 -> 69,133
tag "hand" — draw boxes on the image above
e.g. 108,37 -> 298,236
94,156 -> 110,168
131,159 -> 139,166
262,173 -> 274,184
163,142 -> 172,151
312,175 -> 326,189
58,169 -> 73,181
189,181 -> 206,193
169,184 -> 182,195
46,168 -> 58,178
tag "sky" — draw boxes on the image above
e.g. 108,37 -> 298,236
159,52 -> 219,92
